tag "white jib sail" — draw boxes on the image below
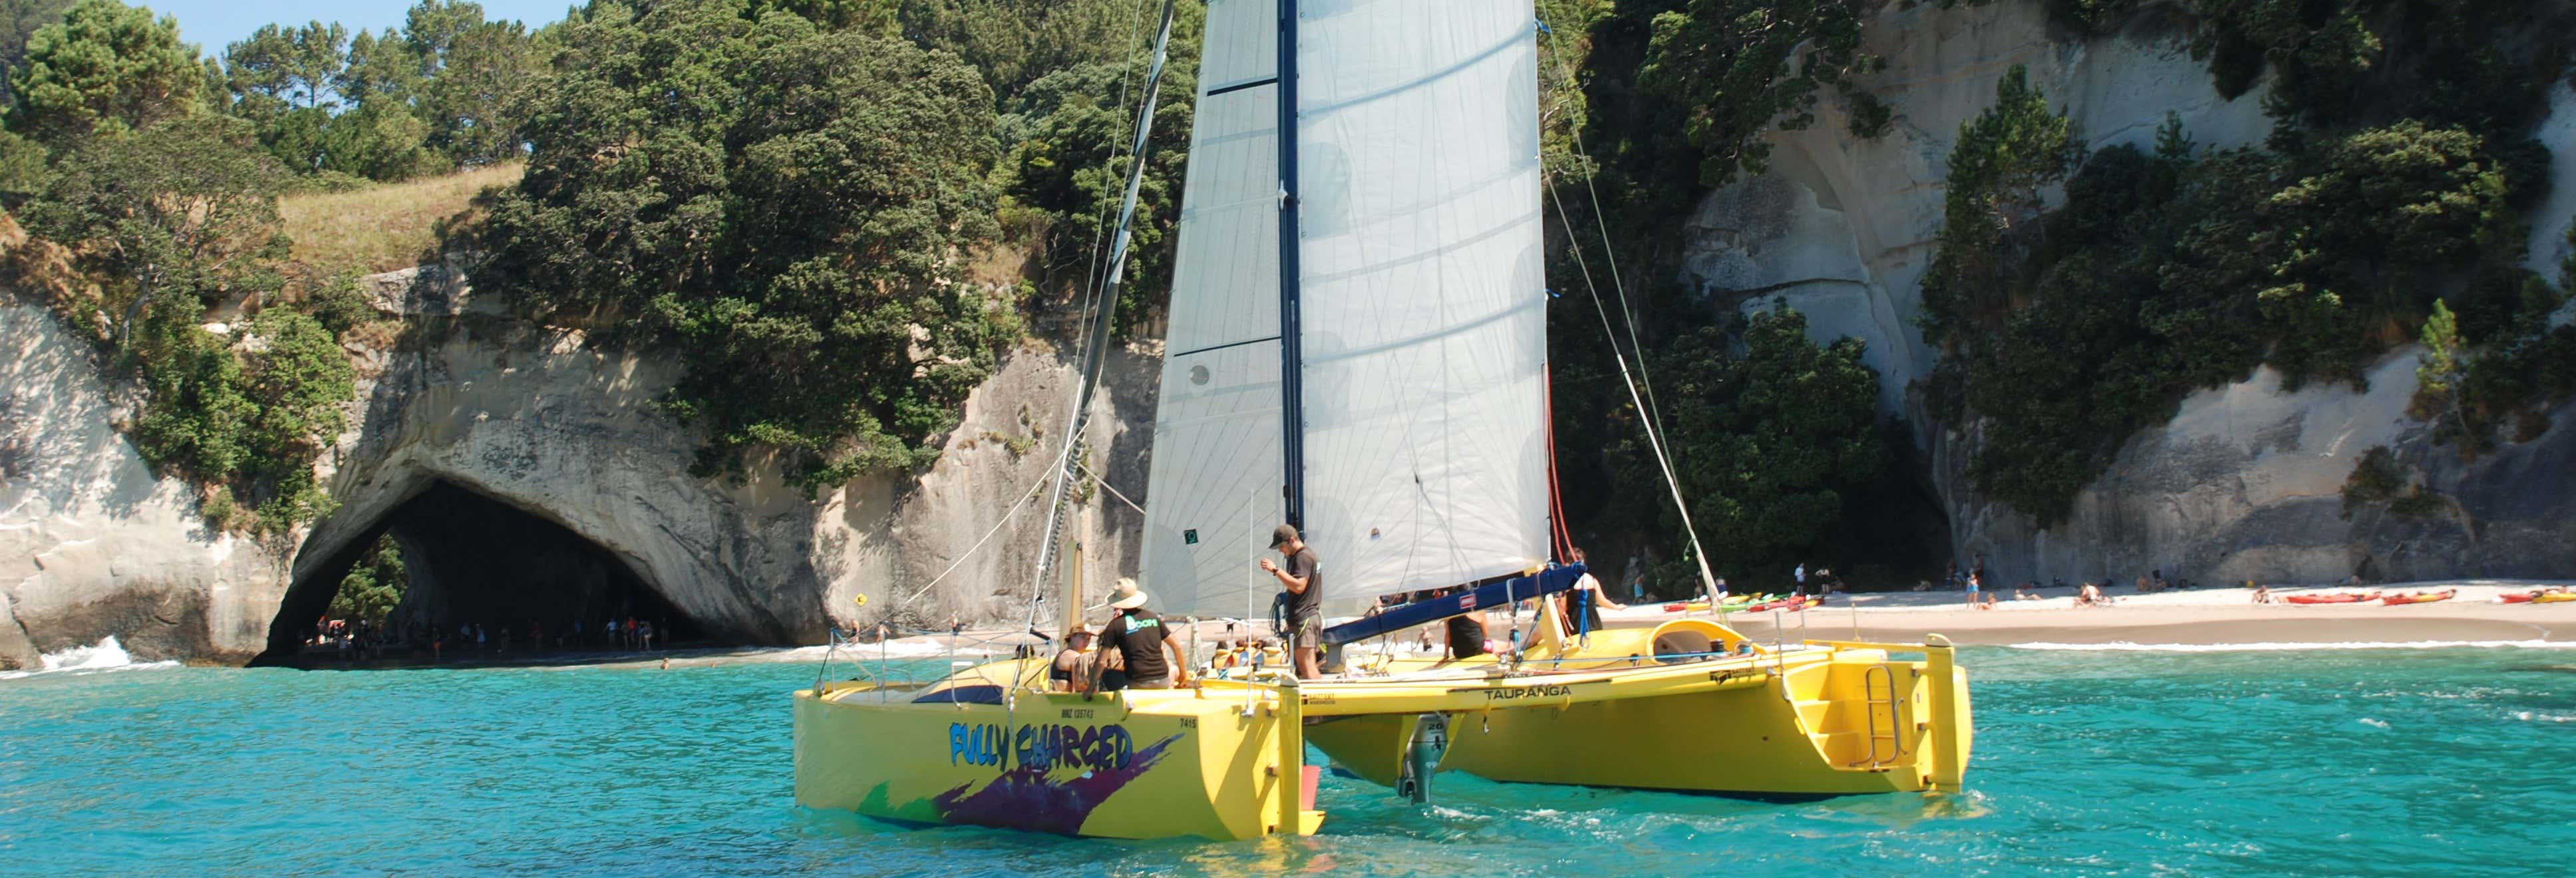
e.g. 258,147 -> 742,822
1140,0 -> 1549,619
1138,0 -> 1286,619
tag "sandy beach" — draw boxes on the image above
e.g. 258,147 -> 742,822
1607,579 -> 2576,647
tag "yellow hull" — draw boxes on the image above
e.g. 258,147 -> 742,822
1307,619 -> 1973,798
793,658 -> 1323,841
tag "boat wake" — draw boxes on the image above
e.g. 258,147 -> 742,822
0,636 -> 181,680
2005,639 -> 2576,653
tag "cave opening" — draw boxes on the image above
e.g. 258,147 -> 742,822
255,480 -> 709,666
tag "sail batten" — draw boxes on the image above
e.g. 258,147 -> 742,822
1142,0 -> 1547,619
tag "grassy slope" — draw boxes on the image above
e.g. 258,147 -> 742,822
279,164 -> 524,275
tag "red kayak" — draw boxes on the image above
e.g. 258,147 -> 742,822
1744,596 -> 1824,613
2381,589 -> 2457,606
2283,592 -> 2379,605
2501,592 -> 2537,604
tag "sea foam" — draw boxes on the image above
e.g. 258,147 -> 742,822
2005,639 -> 2576,653
0,636 -> 182,680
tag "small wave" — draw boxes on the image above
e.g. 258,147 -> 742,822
2511,711 -> 2575,723
2358,718 -> 2391,729
2006,640 -> 2576,653
0,636 -> 181,680
763,641 -> 1001,662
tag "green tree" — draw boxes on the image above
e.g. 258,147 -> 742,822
6,0 -> 203,146
25,114 -> 288,349
19,114 -> 354,535
478,0 -> 1014,490
1633,0 -> 1875,186
0,0 -> 75,106
2411,298 -> 2466,435
897,0 -> 1150,102
1656,305 -> 1886,579
237,307 -> 353,525
998,57 -> 1194,330
223,21 -> 347,115
329,533 -> 408,622
1920,65 -> 2080,347
402,0 -> 541,165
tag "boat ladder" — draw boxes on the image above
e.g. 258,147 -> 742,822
1850,664 -> 1903,768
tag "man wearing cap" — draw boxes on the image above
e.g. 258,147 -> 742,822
1257,523 -> 1323,680
1096,578 -> 1190,690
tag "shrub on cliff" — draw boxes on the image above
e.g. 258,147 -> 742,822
1925,64 -> 2547,523
1651,305 -> 1887,581
476,0 -> 1015,491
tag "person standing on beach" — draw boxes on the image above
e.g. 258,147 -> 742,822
1794,563 -> 1807,595
1259,524 -> 1323,680
1965,573 -> 1982,608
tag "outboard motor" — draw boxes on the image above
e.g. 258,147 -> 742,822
1398,713 -> 1450,804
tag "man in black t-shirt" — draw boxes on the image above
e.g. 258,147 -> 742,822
1096,578 -> 1189,690
1259,523 -> 1323,680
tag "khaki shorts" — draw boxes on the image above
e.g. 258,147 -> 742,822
1289,615 -> 1322,651
1126,676 -> 1174,690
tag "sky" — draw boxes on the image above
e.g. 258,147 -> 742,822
142,1 -> 576,54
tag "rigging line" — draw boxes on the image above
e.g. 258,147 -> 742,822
1536,19 -> 1671,446
1029,0 -> 1182,607
897,476 -> 1052,607
1074,461 -> 1146,515
1544,176 -> 1722,603
1072,0 -> 1158,319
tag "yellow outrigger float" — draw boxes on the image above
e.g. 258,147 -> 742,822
794,604 -> 1971,839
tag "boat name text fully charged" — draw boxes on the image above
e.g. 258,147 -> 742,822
949,722 -> 1137,772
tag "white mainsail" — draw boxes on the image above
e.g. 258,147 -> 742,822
1140,0 -> 1548,619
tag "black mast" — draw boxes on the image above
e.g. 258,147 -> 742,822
1275,0 -> 1306,529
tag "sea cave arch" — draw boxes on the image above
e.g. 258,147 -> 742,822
253,478 -> 717,665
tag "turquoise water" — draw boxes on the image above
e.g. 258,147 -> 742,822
3,644 -> 2570,876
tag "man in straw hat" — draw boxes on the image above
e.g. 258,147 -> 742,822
1048,623 -> 1096,692
1096,578 -> 1190,690
1258,523 -> 1323,680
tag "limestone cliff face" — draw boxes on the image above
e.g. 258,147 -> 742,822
2,269 -> 1155,663
1,299 -> 285,666
1679,1 -> 2576,585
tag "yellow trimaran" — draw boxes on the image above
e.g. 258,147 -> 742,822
794,0 -> 1972,840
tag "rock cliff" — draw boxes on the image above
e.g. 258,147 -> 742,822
1681,1 -> 2576,586
1,272 -> 1156,664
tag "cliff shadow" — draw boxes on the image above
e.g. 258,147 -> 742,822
251,479 -> 711,666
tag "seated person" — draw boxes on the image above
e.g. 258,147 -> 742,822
1050,625 -> 1096,692
1443,589 -> 1491,660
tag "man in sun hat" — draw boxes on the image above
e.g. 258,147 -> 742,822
1049,623 -> 1096,692
1096,578 -> 1189,690
1257,523 -> 1323,680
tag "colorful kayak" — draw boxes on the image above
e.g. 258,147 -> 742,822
2533,591 -> 2576,604
2501,593 -> 2537,604
2380,590 -> 2457,605
2284,592 -> 2379,605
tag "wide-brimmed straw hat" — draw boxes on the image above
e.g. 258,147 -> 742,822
1103,577 -> 1150,610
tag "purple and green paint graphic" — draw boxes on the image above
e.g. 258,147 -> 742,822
930,725 -> 1185,835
